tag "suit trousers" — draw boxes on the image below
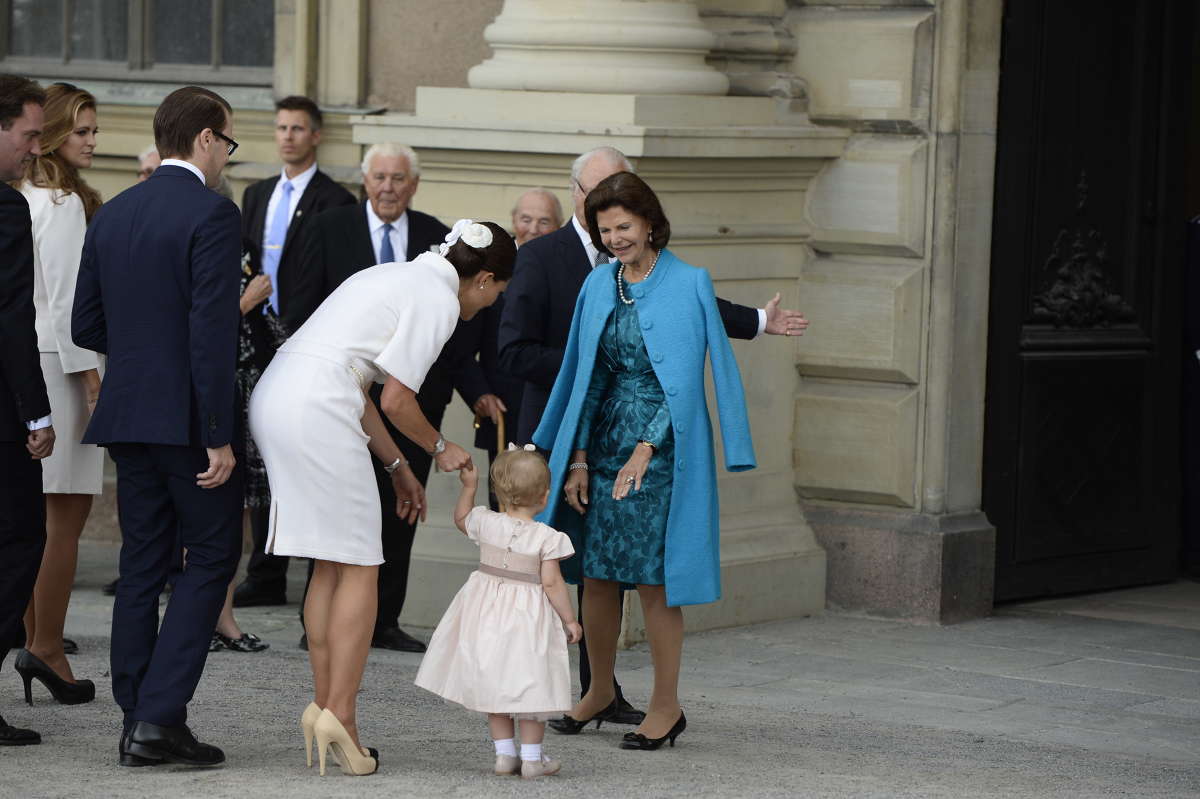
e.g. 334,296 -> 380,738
0,443 -> 45,664
244,504 -> 286,591
372,384 -> 446,633
108,443 -> 242,728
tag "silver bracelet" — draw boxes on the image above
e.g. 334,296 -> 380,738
383,456 -> 407,475
568,462 -> 589,472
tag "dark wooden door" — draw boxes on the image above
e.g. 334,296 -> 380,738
983,0 -> 1190,601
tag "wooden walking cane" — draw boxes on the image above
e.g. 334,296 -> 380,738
474,412 -> 507,453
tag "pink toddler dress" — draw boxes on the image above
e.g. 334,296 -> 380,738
415,507 -> 576,719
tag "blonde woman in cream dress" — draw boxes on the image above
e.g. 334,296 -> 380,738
14,83 -> 104,706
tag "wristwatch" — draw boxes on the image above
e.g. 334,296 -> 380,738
428,436 -> 446,456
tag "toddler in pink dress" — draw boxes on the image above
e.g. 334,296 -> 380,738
415,446 -> 582,779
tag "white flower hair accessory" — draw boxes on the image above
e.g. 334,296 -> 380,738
439,218 -> 494,256
505,442 -> 537,452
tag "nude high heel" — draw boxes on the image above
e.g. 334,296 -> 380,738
313,709 -> 378,777
301,703 -> 322,767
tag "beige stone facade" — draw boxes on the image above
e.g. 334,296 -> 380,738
42,0 -> 1008,628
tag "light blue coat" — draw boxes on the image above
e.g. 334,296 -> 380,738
534,249 -> 756,607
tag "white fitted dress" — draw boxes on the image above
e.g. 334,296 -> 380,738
248,252 -> 460,565
415,507 -> 576,719
23,184 -> 105,495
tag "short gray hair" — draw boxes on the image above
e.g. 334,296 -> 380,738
570,146 -> 634,184
138,144 -> 158,164
511,187 -> 563,225
361,142 -> 420,177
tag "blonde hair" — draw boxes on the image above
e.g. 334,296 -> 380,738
20,83 -> 102,220
490,448 -> 551,510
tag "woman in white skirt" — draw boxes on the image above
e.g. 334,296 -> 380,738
14,84 -> 103,705
249,219 -> 516,776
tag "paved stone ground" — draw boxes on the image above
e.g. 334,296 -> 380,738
3,541 -> 1199,798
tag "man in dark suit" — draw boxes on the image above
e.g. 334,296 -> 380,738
498,145 -> 809,730
232,95 -> 356,609
0,74 -> 52,747
287,142 -> 498,652
457,188 -> 568,506
73,86 -> 243,767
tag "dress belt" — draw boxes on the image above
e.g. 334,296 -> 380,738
477,564 -> 541,584
278,338 -> 375,389
609,378 -> 665,403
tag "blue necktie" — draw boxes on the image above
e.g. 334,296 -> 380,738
262,180 -> 293,313
379,222 -> 395,264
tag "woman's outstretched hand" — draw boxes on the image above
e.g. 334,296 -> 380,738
613,445 -> 653,501
564,466 -> 589,514
392,466 -> 426,524
434,440 -> 472,473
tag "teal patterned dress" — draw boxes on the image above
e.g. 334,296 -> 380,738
573,297 -> 674,585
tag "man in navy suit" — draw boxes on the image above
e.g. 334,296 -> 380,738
232,95 -> 355,609
498,145 -> 809,730
73,86 -> 243,767
0,74 -> 52,747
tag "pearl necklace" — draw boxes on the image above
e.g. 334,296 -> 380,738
616,249 -> 661,305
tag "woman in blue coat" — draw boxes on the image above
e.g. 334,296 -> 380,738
534,172 -> 755,750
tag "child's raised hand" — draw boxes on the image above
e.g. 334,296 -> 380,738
458,462 -> 478,486
564,621 -> 583,645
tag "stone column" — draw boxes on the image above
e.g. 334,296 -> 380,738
467,0 -> 729,95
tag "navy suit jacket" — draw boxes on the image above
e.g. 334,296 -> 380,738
0,184 -> 50,441
73,165 -> 242,449
497,222 -> 759,442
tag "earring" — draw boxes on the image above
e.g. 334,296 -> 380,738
478,283 -> 486,290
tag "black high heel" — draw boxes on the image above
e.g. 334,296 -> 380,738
14,650 -> 95,705
547,698 -> 622,735
619,712 -> 686,750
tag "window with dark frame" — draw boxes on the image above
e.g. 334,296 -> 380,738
0,0 -> 274,85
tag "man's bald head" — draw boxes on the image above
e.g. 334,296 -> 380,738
511,188 -> 563,246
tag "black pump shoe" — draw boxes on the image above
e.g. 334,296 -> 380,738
548,698 -> 627,735
619,712 -> 686,750
14,650 -> 95,705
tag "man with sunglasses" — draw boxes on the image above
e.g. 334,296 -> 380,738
72,86 -> 243,768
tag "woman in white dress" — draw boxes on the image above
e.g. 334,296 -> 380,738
250,219 -> 516,776
13,83 -> 103,705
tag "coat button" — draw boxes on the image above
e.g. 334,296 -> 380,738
677,460 -> 685,472
675,423 -> 685,434
632,286 -> 644,299
666,386 -> 678,396
651,352 -> 663,363
641,319 -> 653,330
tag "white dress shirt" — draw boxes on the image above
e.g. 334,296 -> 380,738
160,158 -> 205,184
261,162 -> 318,250
366,202 -> 408,264
570,214 -> 765,337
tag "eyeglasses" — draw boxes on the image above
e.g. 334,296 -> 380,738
212,129 -> 238,157
574,179 -> 594,196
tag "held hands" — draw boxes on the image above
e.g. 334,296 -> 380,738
763,292 -> 809,337
434,440 -> 473,473
472,393 -> 507,426
392,465 -> 427,524
198,444 -> 236,488
564,621 -> 583,645
458,464 -> 480,488
26,426 -> 55,460
612,444 -> 653,501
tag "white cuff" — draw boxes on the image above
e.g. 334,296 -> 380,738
27,415 -> 52,431
755,308 -> 767,339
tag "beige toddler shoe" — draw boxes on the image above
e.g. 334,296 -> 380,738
520,755 -> 562,779
494,753 -> 521,776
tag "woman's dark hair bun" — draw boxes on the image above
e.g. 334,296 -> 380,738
444,221 -> 516,282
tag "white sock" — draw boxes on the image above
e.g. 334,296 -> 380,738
520,742 -> 542,762
494,738 -> 517,757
